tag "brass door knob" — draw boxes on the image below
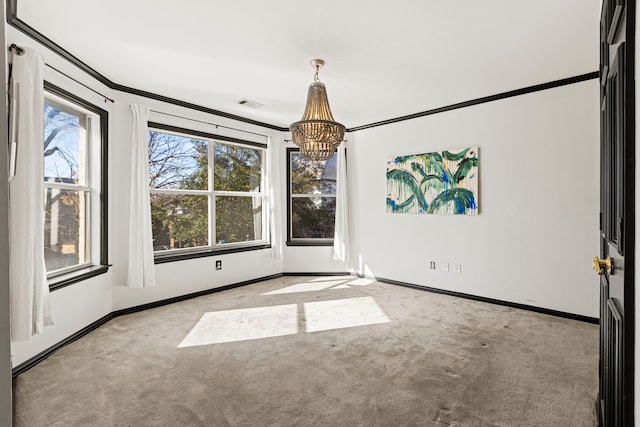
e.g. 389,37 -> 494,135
593,256 -> 613,275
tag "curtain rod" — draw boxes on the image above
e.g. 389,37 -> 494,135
9,43 -> 115,103
147,109 -> 269,138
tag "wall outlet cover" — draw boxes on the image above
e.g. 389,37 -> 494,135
443,262 -> 449,272
430,261 -> 436,270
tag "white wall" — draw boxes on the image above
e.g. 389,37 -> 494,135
349,80 -> 600,317
11,276 -> 113,366
283,246 -> 347,273
113,249 -> 282,310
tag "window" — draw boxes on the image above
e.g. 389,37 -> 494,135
287,148 -> 337,245
43,83 -> 108,288
148,123 -> 268,260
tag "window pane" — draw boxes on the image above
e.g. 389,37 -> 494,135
215,196 -> 263,244
151,193 -> 208,251
291,197 -> 336,239
291,152 -> 337,195
148,131 -> 208,190
44,188 -> 89,271
44,99 -> 85,185
214,143 -> 262,192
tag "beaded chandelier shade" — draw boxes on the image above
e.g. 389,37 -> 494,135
290,59 -> 345,161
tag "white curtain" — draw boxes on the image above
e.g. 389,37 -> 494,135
267,135 -> 284,260
333,141 -> 349,262
127,104 -> 156,288
10,47 -> 54,341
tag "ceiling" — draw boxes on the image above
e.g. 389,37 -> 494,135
17,0 -> 599,129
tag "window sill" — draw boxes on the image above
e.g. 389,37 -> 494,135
286,240 -> 334,247
154,243 -> 271,264
49,264 -> 110,291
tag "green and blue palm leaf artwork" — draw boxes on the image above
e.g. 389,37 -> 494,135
386,147 -> 478,215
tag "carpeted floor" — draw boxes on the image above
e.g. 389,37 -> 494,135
13,276 -> 599,426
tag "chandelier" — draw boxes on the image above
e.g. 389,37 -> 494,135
290,59 -> 345,161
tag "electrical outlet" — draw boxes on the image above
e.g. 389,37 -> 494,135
443,262 -> 449,272
429,261 -> 436,270
215,260 -> 222,270
455,264 -> 462,274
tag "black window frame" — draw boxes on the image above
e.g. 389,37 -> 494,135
286,147 -> 337,246
44,82 -> 109,291
148,122 -> 270,264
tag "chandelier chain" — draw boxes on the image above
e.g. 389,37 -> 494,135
313,65 -> 320,82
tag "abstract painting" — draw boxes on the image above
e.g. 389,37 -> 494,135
386,147 -> 478,215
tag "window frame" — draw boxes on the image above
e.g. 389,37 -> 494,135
43,82 -> 109,291
286,147 -> 336,246
148,122 -> 270,264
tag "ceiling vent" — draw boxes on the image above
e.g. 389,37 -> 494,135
236,98 -> 263,109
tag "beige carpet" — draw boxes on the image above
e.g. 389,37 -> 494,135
13,276 -> 598,426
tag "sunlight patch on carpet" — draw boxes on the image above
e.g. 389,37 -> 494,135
332,278 -> 377,289
262,280 -> 349,295
304,297 -> 390,333
345,278 -> 375,286
177,304 -> 298,347
308,276 -> 351,282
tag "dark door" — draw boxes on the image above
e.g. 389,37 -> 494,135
598,1 -> 635,425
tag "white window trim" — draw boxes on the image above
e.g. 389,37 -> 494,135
44,91 -> 101,278
149,126 -> 269,255
287,149 -> 337,244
